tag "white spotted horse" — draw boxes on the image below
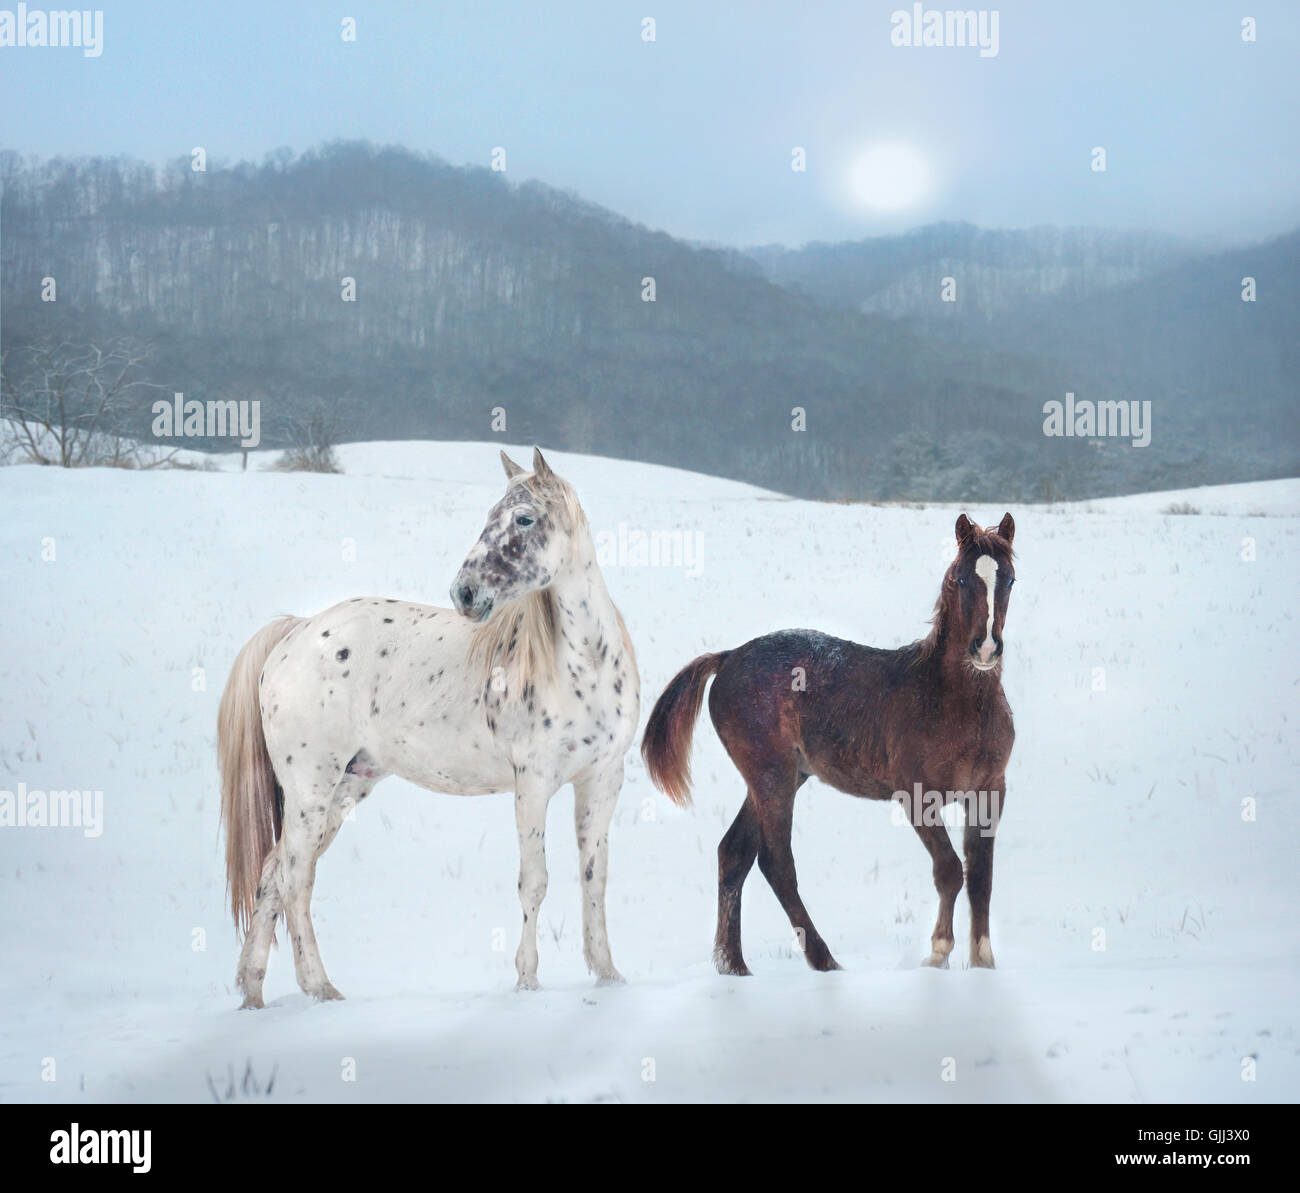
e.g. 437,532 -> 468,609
219,448 -> 639,1006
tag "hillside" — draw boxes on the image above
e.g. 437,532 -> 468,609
748,224 -> 1300,492
2,146 -> 1295,499
747,222 -> 1200,321
0,441 -> 1296,1102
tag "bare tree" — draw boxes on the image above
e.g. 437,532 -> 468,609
0,338 -> 173,468
270,396 -> 348,473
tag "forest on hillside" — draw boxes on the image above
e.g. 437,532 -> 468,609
2,144 -> 1295,499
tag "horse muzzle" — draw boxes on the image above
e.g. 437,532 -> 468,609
969,636 -> 1003,670
451,579 -> 495,622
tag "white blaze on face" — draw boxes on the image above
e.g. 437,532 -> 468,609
975,554 -> 998,662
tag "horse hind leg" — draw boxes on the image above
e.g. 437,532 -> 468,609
751,769 -> 840,972
278,765 -> 371,1001
236,841 -> 284,1009
714,794 -> 760,975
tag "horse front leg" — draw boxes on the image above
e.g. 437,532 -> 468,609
513,781 -> 553,990
964,782 -> 1004,968
573,760 -> 625,985
908,800 -> 964,968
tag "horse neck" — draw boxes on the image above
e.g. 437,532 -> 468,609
927,591 -> 995,694
547,522 -> 623,665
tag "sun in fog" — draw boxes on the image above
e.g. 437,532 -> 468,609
847,143 -> 932,212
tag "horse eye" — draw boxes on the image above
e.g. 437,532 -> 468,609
957,577 -> 967,587
1007,578 -> 1015,588
515,514 -> 534,528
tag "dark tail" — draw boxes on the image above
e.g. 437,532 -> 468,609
640,652 -> 730,807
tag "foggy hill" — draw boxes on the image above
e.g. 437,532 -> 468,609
747,224 -> 1300,491
2,144 -> 1294,499
745,223 -> 1200,322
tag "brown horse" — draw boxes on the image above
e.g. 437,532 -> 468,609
642,513 -> 1016,975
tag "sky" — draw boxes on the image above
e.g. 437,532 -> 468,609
1,0 -> 1297,247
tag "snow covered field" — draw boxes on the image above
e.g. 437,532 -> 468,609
1,442 -> 1297,1103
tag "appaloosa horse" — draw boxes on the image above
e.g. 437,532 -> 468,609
642,513 -> 1016,975
219,448 -> 639,1005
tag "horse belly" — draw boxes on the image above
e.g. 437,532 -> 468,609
359,653 -> 520,795
379,732 -> 512,800
801,748 -> 898,801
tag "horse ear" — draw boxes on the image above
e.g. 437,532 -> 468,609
532,447 -> 555,485
955,513 -> 974,544
997,512 -> 1015,544
500,450 -> 525,482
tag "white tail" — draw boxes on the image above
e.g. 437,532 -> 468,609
218,616 -> 302,936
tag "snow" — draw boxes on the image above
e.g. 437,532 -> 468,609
1,441 -> 1296,1103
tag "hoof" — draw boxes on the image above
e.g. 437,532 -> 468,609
971,936 -> 996,969
516,974 -> 541,992
922,952 -> 951,969
713,949 -> 751,976
804,942 -> 842,972
238,993 -> 264,1010
594,970 -> 626,987
311,983 -> 345,1002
